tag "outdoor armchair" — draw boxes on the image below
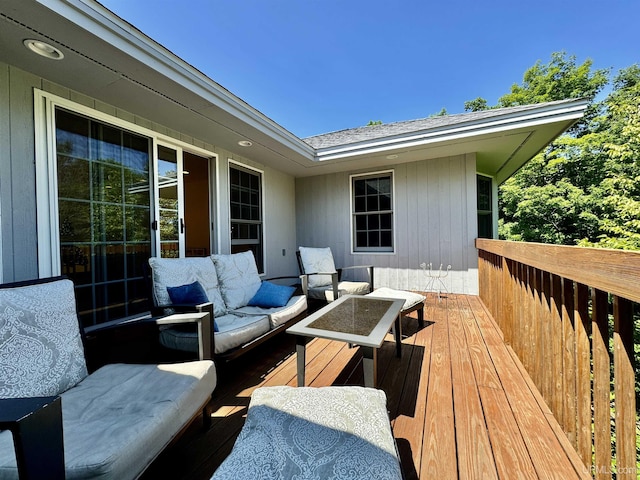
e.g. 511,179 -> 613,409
0,276 -> 217,480
297,246 -> 373,304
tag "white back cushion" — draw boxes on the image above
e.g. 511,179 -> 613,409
212,251 -> 262,310
0,279 -> 88,397
148,257 -> 227,316
298,246 -> 337,288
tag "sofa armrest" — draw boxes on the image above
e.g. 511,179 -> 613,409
0,396 -> 64,480
155,304 -> 214,361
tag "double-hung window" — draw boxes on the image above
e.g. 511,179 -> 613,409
229,164 -> 264,272
351,171 -> 394,252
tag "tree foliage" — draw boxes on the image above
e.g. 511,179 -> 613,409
473,51 -> 639,250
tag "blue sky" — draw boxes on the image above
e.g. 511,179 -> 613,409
100,0 -> 638,138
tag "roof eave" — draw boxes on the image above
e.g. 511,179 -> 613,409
37,0 -> 316,159
313,99 -> 590,163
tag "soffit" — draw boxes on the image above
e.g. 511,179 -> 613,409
0,0 -> 315,171
0,0 -> 587,181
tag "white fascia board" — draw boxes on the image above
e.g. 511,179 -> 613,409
315,99 -> 589,162
36,0 -> 314,158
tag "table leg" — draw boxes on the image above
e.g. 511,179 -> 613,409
295,336 -> 309,387
394,314 -> 402,358
361,346 -> 377,387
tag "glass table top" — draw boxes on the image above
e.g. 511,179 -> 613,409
307,296 -> 395,336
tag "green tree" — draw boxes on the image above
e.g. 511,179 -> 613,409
430,107 -> 448,117
580,65 -> 640,249
487,52 -> 640,249
464,97 -> 489,112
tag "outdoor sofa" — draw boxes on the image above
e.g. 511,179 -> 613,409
0,276 -> 217,480
147,250 -> 307,361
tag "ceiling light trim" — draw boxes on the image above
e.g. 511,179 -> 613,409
23,38 -> 64,60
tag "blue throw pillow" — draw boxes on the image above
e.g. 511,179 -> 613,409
167,281 -> 209,305
248,281 -> 296,308
166,281 -> 219,332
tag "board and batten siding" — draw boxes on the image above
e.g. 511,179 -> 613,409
0,64 -> 41,282
295,153 -> 480,295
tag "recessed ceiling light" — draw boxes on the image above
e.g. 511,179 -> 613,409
23,39 -> 64,60
386,154 -> 399,160
238,140 -> 253,147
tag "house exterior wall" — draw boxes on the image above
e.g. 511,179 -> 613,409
0,64 -> 40,282
295,153 -> 480,295
0,62 -> 299,284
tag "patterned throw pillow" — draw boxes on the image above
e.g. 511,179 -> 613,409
298,246 -> 337,288
212,251 -> 262,310
0,279 -> 88,398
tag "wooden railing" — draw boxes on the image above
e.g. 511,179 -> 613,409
476,239 -> 638,480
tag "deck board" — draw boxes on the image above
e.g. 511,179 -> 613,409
140,293 -> 588,480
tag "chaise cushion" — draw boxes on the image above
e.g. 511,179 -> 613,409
298,246 -> 337,288
366,287 -> 426,311
212,386 -> 402,480
212,251 -> 262,310
149,257 -> 227,316
0,360 -> 217,480
0,279 -> 87,398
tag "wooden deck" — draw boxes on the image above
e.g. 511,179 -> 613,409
141,293 -> 591,480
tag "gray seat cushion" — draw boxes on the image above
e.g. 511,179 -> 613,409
160,313 -> 271,355
0,360 -> 217,480
308,281 -> 371,302
232,294 -> 307,328
212,386 -> 402,480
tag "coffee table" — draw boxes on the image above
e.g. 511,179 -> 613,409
286,294 -> 405,388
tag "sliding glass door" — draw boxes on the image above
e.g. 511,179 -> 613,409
55,108 -> 152,326
54,108 -> 213,328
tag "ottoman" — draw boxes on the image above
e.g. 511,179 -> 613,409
211,386 -> 402,480
366,287 -> 426,328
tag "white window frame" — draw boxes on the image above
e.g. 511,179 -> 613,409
228,160 -> 265,273
349,169 -> 396,254
34,89 -> 217,277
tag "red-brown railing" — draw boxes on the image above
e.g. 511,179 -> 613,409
476,239 -> 638,480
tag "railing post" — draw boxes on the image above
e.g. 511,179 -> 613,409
502,256 -> 514,346
592,288 -> 611,480
541,270 -> 553,405
574,282 -> 592,468
561,278 -> 577,449
550,274 -> 564,427
613,296 -> 636,479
